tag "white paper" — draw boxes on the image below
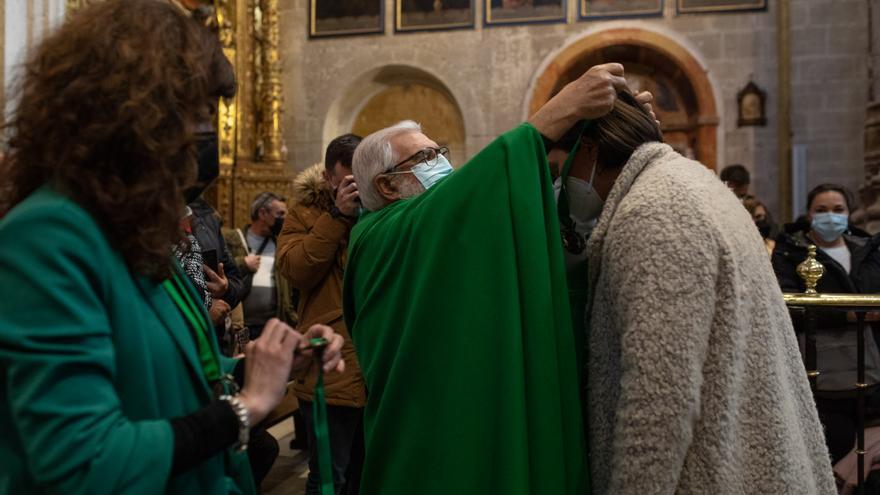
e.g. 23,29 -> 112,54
252,256 -> 274,288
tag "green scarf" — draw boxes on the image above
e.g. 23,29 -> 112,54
343,123 -> 587,494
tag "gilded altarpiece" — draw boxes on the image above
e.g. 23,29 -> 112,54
208,0 -> 294,228
67,0 -> 294,229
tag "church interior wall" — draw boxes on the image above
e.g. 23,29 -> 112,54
0,1 -> 866,222
790,0 -> 868,214
280,0 -> 870,221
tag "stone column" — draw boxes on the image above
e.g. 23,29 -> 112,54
777,0 -> 793,222
854,0 -> 880,232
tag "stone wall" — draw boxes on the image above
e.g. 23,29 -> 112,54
790,0 -> 868,214
279,0 -> 869,220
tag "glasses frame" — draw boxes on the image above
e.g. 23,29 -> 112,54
385,146 -> 449,175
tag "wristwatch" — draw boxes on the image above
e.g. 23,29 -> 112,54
220,394 -> 250,452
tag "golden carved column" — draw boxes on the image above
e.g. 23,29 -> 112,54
212,0 -> 236,223
258,0 -> 283,165
227,0 -> 293,229
66,0 -> 86,11
235,0 -> 257,163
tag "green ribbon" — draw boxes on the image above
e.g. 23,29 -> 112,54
311,338 -> 335,495
162,272 -> 221,383
557,119 -> 590,235
555,121 -> 592,378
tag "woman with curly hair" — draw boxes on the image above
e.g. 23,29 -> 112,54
0,1 -> 345,494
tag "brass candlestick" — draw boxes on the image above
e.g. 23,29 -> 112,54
797,245 -> 825,295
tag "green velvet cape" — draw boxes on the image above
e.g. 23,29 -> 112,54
343,123 -> 587,494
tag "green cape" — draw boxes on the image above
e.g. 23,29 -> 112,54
343,123 -> 587,494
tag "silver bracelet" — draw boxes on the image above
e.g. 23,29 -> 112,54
220,394 -> 250,452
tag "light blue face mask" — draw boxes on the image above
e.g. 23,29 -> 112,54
811,212 -> 849,242
410,155 -> 454,190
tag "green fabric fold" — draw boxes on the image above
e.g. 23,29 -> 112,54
344,123 -> 587,495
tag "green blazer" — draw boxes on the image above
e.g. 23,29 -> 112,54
0,188 -> 255,494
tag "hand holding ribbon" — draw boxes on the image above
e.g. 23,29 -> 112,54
293,324 -> 346,373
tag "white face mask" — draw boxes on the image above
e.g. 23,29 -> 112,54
410,154 -> 454,190
555,177 -> 601,236
554,162 -> 604,238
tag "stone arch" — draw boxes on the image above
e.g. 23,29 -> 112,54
323,65 -> 467,167
526,27 -> 720,169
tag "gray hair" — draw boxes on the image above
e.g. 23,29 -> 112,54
250,191 -> 285,220
353,120 -> 422,211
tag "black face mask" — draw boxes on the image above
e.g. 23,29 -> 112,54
184,131 -> 220,204
270,216 -> 284,237
756,220 -> 772,239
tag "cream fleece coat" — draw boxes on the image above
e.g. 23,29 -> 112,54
586,143 -> 836,494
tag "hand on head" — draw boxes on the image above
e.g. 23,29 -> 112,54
528,63 -> 660,141
568,63 -> 628,120
529,63 -> 625,141
634,90 -> 660,127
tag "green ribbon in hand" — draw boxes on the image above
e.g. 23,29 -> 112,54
310,337 -> 335,495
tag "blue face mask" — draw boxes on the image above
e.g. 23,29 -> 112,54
811,212 -> 849,242
410,155 -> 454,190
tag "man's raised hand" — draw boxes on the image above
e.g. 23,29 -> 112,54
529,63 -> 628,141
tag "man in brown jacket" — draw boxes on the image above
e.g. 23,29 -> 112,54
277,134 -> 366,495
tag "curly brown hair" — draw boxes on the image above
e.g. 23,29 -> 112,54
0,0 -> 233,280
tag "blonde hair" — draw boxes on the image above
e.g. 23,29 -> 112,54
585,91 -> 664,169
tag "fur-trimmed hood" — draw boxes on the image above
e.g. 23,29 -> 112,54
292,163 -> 333,210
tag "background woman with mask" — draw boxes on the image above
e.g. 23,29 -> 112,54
772,183 -> 880,464
0,2 -> 344,494
773,183 -> 880,294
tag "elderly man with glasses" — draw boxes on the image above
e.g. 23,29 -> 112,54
342,63 -> 654,495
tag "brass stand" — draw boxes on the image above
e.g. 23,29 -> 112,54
785,246 -> 880,494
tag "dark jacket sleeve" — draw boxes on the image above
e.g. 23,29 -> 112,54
771,239 -> 804,293
169,401 -> 238,475
189,200 -> 245,307
219,241 -> 244,307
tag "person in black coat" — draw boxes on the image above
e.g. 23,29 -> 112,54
772,183 -> 880,464
188,197 -> 246,327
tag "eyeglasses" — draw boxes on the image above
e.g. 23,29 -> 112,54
385,147 -> 449,175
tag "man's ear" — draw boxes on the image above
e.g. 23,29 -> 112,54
322,168 -> 334,188
375,174 -> 398,202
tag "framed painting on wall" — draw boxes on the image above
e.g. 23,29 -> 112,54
396,0 -> 475,32
676,0 -> 766,14
485,0 -> 567,26
309,0 -> 384,38
580,0 -> 663,19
